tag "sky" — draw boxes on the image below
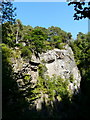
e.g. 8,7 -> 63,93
14,0 -> 90,2
13,2 -> 88,39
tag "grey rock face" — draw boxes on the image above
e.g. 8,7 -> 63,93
40,45 -> 81,92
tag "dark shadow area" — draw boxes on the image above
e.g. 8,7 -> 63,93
29,61 -> 40,66
47,59 -> 55,63
2,47 -> 29,120
2,55 -> 90,120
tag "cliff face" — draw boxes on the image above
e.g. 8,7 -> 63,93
30,44 -> 81,91
40,44 -> 81,92
12,44 -> 81,110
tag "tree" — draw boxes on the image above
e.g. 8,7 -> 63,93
48,26 -> 71,44
67,32 -> 72,39
2,22 -> 15,47
15,19 -> 23,43
68,1 -> 90,118
30,29 -> 47,55
1,1 -> 16,47
1,1 -> 16,24
70,32 -> 90,119
68,1 -> 90,20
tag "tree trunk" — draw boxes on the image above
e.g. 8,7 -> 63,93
16,27 -> 19,44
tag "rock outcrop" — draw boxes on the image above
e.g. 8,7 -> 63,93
12,44 -> 81,110
40,44 -> 81,91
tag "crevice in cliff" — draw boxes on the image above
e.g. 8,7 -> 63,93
29,61 -> 40,66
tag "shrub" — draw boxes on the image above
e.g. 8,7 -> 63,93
15,43 -> 23,48
21,46 -> 32,59
55,43 -> 66,49
69,74 -> 74,83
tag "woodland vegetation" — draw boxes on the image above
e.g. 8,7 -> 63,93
1,1 -> 90,120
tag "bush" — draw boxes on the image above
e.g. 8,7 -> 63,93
69,74 -> 74,83
21,46 -> 32,59
15,43 -> 23,48
55,43 -> 66,49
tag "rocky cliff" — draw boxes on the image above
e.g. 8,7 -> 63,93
11,44 -> 81,110
40,45 -> 81,91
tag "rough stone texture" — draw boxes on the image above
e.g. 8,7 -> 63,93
40,44 -> 81,92
11,44 -> 81,110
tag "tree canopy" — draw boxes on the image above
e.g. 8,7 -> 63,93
1,1 -> 16,23
68,1 -> 90,20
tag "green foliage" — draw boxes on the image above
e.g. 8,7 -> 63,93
69,74 -> 74,83
2,43 -> 30,120
55,43 -> 66,49
24,75 -> 31,81
41,59 -> 46,63
14,19 -> 24,43
2,22 -> 16,47
67,32 -> 72,39
68,31 -> 90,119
2,20 -> 72,56
2,43 -> 12,62
30,29 -> 47,55
21,46 -> 32,59
48,26 -> 71,43
38,64 -> 47,78
2,1 -> 16,23
46,75 -> 69,100
2,44 -> 15,111
70,32 -> 90,97
24,74 -> 31,84
31,63 -> 69,104
68,2 -> 90,20
15,43 -> 23,48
